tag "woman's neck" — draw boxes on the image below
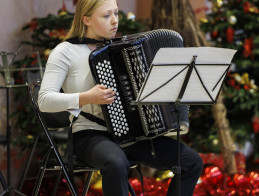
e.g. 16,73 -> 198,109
87,43 -> 97,51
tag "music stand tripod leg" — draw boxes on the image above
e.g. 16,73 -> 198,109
1,88 -> 27,196
1,163 -> 27,196
171,105 -> 181,196
0,171 -> 8,196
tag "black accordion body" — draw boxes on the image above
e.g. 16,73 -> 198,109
89,29 -> 189,145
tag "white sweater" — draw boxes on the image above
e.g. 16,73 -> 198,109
38,41 -> 107,133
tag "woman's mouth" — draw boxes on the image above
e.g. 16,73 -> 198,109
111,28 -> 117,32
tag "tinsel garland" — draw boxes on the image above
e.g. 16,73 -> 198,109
86,166 -> 259,196
20,165 -> 259,195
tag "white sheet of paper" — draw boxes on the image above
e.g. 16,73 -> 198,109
137,47 -> 237,104
152,47 -> 237,65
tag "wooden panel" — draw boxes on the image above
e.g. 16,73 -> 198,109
136,0 -> 153,20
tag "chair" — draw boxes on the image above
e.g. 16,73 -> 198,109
18,69 -> 70,193
28,79 -> 137,196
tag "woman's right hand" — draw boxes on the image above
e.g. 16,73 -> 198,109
79,84 -> 116,106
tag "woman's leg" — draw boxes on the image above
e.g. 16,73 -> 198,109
124,136 -> 203,196
73,131 -> 130,196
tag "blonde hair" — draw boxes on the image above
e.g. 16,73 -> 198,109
64,0 -> 107,40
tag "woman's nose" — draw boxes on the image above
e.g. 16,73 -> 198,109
111,14 -> 118,24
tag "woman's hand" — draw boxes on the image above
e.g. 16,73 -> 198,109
79,84 -> 116,106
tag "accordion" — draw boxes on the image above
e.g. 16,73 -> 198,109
89,29 -> 189,145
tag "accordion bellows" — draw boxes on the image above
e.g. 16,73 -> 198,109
89,29 -> 189,144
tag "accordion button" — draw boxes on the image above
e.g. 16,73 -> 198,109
122,86 -> 130,91
124,91 -> 132,96
121,81 -> 129,86
119,75 -> 128,80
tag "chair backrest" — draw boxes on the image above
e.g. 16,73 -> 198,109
28,79 -> 81,196
27,79 -> 72,154
28,79 -> 70,130
22,69 -> 44,86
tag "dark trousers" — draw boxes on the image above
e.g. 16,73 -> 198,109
73,131 -> 203,196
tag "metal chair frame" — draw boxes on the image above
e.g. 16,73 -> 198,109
28,79 -> 136,196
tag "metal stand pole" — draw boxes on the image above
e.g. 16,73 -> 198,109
171,105 -> 181,196
0,88 -> 27,196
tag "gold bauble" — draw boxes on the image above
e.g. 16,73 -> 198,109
217,0 -> 223,7
200,17 -> 208,23
228,15 -> 237,25
44,49 -> 51,57
127,12 -> 136,21
59,11 -> 67,16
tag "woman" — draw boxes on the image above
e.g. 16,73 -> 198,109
38,0 -> 203,195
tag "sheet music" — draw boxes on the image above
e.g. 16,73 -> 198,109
195,47 -> 237,64
152,48 -> 197,65
136,47 -> 237,104
152,47 -> 237,65
138,66 -> 187,102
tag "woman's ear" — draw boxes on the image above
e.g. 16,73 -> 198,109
82,16 -> 91,26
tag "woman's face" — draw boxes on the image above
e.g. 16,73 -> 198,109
84,0 -> 118,40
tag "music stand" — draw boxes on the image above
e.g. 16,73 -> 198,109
135,47 -> 238,196
0,51 -> 43,196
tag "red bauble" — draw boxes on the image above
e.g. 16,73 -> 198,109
211,30 -> 219,38
226,27 -> 234,43
30,18 -> 37,30
129,178 -> 143,194
243,37 -> 255,58
243,2 -> 250,13
233,173 -> 248,187
248,172 -> 259,187
227,78 -> 236,87
252,116 -> 259,134
204,166 -> 224,185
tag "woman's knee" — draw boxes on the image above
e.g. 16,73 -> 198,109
192,151 -> 203,173
101,153 -> 130,175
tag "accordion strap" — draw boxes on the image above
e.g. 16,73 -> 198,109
71,111 -> 106,127
79,111 -> 106,127
66,37 -> 105,44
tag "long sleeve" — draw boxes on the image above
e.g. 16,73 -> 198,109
38,41 -> 106,132
38,44 -> 80,113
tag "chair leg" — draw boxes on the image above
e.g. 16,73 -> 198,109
0,171 -> 7,196
18,131 -> 40,191
0,171 -> 7,191
51,170 -> 62,196
81,171 -> 93,196
32,147 -> 52,196
0,190 -> 6,196
128,181 -> 136,196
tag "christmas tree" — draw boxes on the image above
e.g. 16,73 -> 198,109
199,0 -> 259,169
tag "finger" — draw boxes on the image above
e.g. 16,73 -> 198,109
98,84 -> 107,89
106,97 -> 115,104
105,92 -> 115,99
104,88 -> 115,94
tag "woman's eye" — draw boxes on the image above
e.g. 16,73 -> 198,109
104,14 -> 110,18
114,12 -> 118,16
